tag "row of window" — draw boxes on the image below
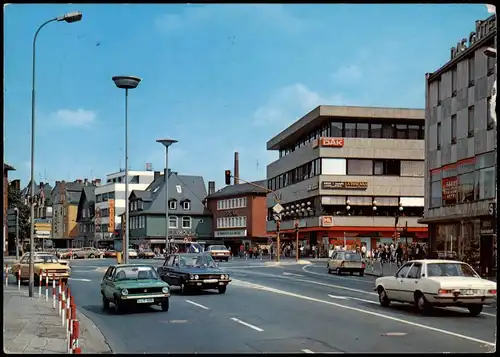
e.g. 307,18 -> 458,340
280,121 -> 425,158
445,54 -> 496,99
96,192 -> 116,203
217,197 -> 247,210
127,215 -> 193,230
130,200 -> 144,211
130,216 -> 146,229
267,158 -> 424,191
216,216 -> 247,228
129,199 -> 191,212
106,175 -> 141,184
79,223 -> 94,233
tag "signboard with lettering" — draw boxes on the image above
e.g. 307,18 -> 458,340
321,216 -> 334,227
214,230 -> 247,238
322,181 -> 368,190
441,177 -> 457,205
450,15 -> 496,60
95,208 -> 101,233
108,199 -> 115,233
320,137 -> 344,147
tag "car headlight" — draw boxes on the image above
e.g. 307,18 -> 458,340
121,289 -> 128,296
225,274 -> 230,279
162,287 -> 169,294
220,274 -> 224,279
194,275 -> 199,280
189,274 -> 194,280
67,268 -> 71,273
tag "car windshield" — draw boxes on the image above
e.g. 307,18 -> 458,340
143,249 -> 152,252
427,263 -> 479,278
35,255 -> 60,263
179,254 -> 216,268
211,245 -> 228,251
114,266 -> 160,281
343,253 -> 362,261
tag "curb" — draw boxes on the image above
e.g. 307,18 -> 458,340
76,308 -> 113,353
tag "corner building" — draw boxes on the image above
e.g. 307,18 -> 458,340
266,105 -> 428,254
420,14 -> 496,277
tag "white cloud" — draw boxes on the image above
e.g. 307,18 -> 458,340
252,83 -> 346,127
155,4 -> 303,34
53,109 -> 96,127
332,65 -> 362,83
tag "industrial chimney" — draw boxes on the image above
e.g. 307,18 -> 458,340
208,181 -> 216,196
234,152 -> 239,185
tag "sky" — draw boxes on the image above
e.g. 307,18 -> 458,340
4,4 -> 491,190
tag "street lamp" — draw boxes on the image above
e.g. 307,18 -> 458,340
29,11 -> 83,298
156,139 -> 178,254
112,75 -> 142,264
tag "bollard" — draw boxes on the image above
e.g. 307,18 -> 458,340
65,295 -> 71,345
68,304 -> 76,353
72,320 -> 80,353
45,271 -> 49,302
61,299 -> 66,326
17,267 -> 21,291
5,264 -> 8,287
52,275 -> 56,309
58,279 -> 62,315
38,270 -> 43,299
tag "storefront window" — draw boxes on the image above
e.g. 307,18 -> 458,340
478,167 -> 496,200
458,172 -> 475,203
430,181 -> 441,208
433,224 -> 460,259
441,177 -> 457,206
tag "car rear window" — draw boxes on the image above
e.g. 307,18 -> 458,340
344,253 -> 362,261
211,245 -> 227,250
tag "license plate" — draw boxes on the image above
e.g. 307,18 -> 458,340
204,279 -> 218,283
462,289 -> 475,295
137,298 -> 154,303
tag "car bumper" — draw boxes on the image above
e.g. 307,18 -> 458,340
120,293 -> 170,300
429,295 -> 496,305
185,279 -> 231,288
337,267 -> 364,272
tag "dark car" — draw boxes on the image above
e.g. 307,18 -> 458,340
157,253 -> 231,294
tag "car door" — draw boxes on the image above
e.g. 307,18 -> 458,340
20,255 -> 30,278
100,267 -> 114,298
387,263 -> 413,301
401,263 -> 422,302
328,252 -> 338,269
159,255 -> 175,284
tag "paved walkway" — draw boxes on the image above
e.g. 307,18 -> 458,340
3,288 -> 111,354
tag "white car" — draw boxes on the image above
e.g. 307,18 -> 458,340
128,249 -> 138,259
374,259 -> 496,316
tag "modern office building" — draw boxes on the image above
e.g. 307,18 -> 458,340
420,14 -> 496,277
94,170 -> 155,245
265,105 -> 428,254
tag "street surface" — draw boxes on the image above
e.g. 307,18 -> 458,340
34,257 -> 497,353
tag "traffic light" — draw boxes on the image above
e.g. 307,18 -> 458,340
225,170 -> 231,185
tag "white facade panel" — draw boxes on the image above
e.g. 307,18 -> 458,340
321,158 -> 346,175
400,197 -> 425,207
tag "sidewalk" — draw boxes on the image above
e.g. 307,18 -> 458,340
3,288 -> 111,354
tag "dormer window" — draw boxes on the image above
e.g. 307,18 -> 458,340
138,200 -> 143,210
169,200 -> 177,210
182,200 -> 191,210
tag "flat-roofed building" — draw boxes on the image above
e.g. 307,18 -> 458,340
420,14 -> 496,277
266,105 -> 428,254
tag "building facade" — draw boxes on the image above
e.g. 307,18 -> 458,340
21,181 -> 54,244
420,14 -> 496,277
76,186 -> 96,248
128,170 -> 213,250
94,170 -> 155,245
206,180 -> 268,254
266,105 -> 428,254
51,179 -> 94,248
3,163 -> 15,255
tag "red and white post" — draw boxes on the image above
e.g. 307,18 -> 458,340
38,270 -> 43,299
52,274 -> 56,308
58,279 -> 62,315
72,320 -> 80,354
5,264 -> 8,287
45,271 -> 49,302
17,267 -> 21,291
61,298 -> 66,326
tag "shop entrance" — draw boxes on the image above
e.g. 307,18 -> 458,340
479,234 -> 495,277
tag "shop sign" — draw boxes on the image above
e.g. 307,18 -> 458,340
441,177 -> 457,205
223,210 -> 238,217
214,229 -> 247,238
450,15 -> 496,60
322,181 -> 368,189
480,219 -> 495,235
306,184 -> 319,191
108,199 -> 115,232
320,137 -> 344,147
321,216 -> 334,227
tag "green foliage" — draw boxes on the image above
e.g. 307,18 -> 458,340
8,186 -> 30,240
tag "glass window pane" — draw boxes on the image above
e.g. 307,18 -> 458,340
478,167 -> 496,199
370,124 -> 382,138
458,172 -> 475,203
431,181 -> 442,208
382,124 -> 394,138
330,122 -> 343,137
344,123 -> 356,137
408,125 -> 420,140
356,123 -> 370,138
396,124 -> 408,139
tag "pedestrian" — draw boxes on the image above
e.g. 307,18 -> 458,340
361,244 -> 367,260
396,244 -> 403,267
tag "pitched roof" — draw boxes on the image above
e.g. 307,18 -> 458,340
130,171 -> 210,216
4,163 -> 15,171
83,186 -> 96,203
206,180 -> 268,199
21,181 -> 53,198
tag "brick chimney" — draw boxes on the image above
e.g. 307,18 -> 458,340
208,181 -> 216,195
91,179 -> 101,186
154,171 -> 162,181
75,179 -> 83,184
234,152 -> 239,185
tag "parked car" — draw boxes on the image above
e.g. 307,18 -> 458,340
11,252 -> 71,284
100,264 -> 170,314
104,249 -> 118,258
206,245 -> 231,262
56,249 -> 72,259
72,247 -> 101,259
157,253 -> 231,294
374,259 -> 497,316
138,249 -> 155,259
128,249 -> 138,259
327,251 -> 365,276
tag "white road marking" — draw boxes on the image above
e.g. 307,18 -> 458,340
185,300 -> 209,310
283,272 -> 304,277
440,307 -> 496,318
302,349 -> 315,353
382,332 -> 408,336
327,295 -> 348,300
68,278 -> 92,282
348,297 -> 379,305
231,279 -> 495,347
303,265 -> 373,284
230,317 -> 264,332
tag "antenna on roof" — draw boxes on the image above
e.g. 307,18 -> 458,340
256,160 -> 260,172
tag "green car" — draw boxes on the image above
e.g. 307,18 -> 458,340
100,264 -> 171,313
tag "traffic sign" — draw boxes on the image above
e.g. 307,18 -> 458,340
272,203 -> 284,214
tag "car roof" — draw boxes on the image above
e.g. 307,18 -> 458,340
110,264 -> 156,268
405,259 -> 465,264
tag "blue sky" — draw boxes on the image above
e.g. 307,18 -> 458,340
4,4 -> 491,189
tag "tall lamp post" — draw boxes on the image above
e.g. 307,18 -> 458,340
29,11 -> 82,298
112,76 -> 142,264
156,139 -> 178,254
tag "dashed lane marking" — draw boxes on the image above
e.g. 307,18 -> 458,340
283,272 -> 304,277
185,300 -> 209,310
231,279 -> 495,347
230,317 -> 264,332
68,278 -> 92,282
302,349 -> 315,353
382,332 -> 408,336
302,265 -> 373,284
327,295 -> 348,300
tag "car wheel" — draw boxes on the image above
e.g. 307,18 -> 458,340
350,272 -> 354,276
328,268 -> 332,274
161,298 -> 170,312
73,254 -> 78,259
467,305 -> 483,317
359,271 -> 364,277
415,292 -> 430,314
218,286 -> 227,294
378,287 -> 391,307
336,268 -> 341,275
89,254 -> 94,259
102,294 -> 109,310
114,296 -> 124,314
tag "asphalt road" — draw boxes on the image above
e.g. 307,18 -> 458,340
35,257 -> 496,353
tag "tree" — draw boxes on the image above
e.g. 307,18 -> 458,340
8,186 -> 31,241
